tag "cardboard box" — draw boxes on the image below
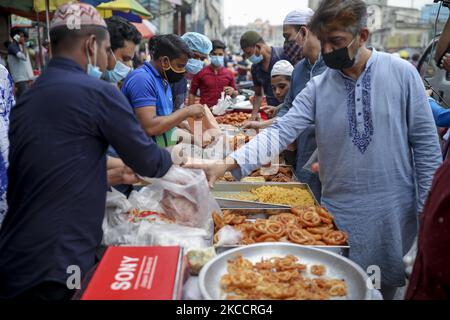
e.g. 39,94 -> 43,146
82,246 -> 185,300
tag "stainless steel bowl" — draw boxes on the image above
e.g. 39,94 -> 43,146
199,243 -> 373,300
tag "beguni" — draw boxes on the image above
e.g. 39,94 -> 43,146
176,305 -> 210,318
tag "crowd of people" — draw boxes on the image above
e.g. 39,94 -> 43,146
0,0 -> 448,301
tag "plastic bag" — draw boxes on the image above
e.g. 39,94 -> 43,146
102,168 -> 220,249
104,188 -> 133,227
215,225 -> 243,246
212,92 -> 233,116
133,221 -> 211,248
155,166 -> 221,232
302,148 -> 319,175
403,237 -> 418,278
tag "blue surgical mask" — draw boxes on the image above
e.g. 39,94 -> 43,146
248,54 -> 263,64
186,58 -> 205,75
210,55 -> 224,67
86,44 -> 102,80
103,52 -> 132,83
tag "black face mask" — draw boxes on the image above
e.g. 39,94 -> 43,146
164,68 -> 186,83
162,58 -> 186,83
322,39 -> 357,70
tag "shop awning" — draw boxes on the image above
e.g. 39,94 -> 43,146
96,0 -> 152,19
132,21 -> 153,39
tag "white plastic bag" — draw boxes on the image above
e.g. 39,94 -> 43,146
155,166 -> 221,232
212,92 -> 233,116
104,188 -> 133,227
134,221 -> 211,248
215,226 -> 243,246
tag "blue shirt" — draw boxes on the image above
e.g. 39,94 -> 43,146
429,97 -> 450,127
0,57 -> 172,298
231,50 -> 442,287
122,62 -> 177,147
251,47 -> 286,106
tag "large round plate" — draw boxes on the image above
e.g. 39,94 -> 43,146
199,243 -> 372,300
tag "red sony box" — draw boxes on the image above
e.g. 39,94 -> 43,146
82,246 -> 185,300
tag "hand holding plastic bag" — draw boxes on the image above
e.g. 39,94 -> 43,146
212,92 -> 233,116
156,166 -> 221,231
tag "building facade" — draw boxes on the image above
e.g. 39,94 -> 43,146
223,19 -> 283,53
139,0 -> 224,38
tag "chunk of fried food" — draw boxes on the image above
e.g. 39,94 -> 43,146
221,254 -> 348,300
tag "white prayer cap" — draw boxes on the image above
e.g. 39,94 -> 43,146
271,60 -> 294,77
283,8 -> 315,26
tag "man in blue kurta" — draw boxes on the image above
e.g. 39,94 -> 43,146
0,3 -> 172,300
186,0 -> 442,299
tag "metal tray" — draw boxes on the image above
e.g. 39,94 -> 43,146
214,209 -> 349,256
199,243 -> 372,300
213,182 -> 319,209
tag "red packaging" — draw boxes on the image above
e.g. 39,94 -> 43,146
81,246 -> 185,300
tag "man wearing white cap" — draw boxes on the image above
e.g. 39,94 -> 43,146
246,8 -> 326,201
283,8 -> 315,66
0,3 -> 172,300
244,60 -> 293,129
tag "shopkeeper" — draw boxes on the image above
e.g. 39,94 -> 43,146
188,40 -> 238,108
121,34 -> 206,148
0,3 -> 173,300
240,31 -> 286,120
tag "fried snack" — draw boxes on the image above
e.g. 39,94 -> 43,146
216,112 -> 251,126
213,209 -> 348,247
220,167 -> 293,183
269,213 -> 298,225
223,212 -> 247,225
322,231 -> 348,246
231,134 -> 252,151
311,265 -> 327,277
221,254 -> 348,300
307,224 -> 333,235
297,209 -> 322,228
245,186 -> 315,207
317,207 -> 334,225
213,212 -> 224,232
287,228 -> 316,245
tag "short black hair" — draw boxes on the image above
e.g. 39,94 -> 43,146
149,34 -> 193,60
50,25 -> 109,53
105,16 -> 141,52
10,27 -> 26,39
212,40 -> 226,52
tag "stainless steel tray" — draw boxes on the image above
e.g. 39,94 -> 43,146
199,243 -> 372,300
214,209 -> 349,256
213,182 -> 319,209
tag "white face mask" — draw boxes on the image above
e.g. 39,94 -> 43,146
86,42 -> 102,80
103,51 -> 132,83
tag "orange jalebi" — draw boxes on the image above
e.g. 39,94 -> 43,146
220,254 -> 347,300
322,230 -> 348,246
287,228 -> 316,245
297,208 -> 322,228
